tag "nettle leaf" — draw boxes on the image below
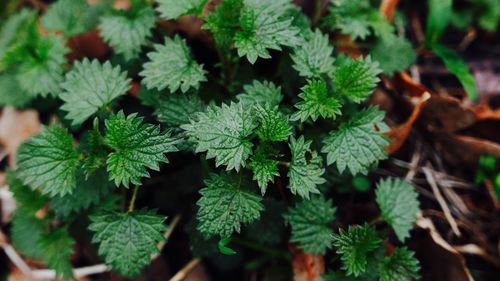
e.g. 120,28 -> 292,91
255,104 -> 291,142
291,79 -> 342,122
235,0 -> 301,64
323,0 -> 373,40
284,197 -> 336,254
322,107 -> 390,176
0,73 -> 31,107
89,210 -> 166,277
182,102 -> 257,171
333,56 -> 381,103
105,111 -> 178,187
249,144 -> 279,194
140,35 -> 207,93
288,136 -> 326,199
99,5 -> 156,60
17,126 -> 79,197
60,59 -> 131,125
0,9 -> 36,59
156,0 -> 207,20
291,29 -> 335,78
11,211 -> 46,259
38,229 -> 75,281
375,178 -> 420,242
7,171 -> 48,215
51,168 -> 113,218
203,0 -> 243,48
41,0 -> 91,36
372,34 -> 416,75
236,80 -> 283,107
153,93 -> 205,127
380,247 -> 420,281
197,173 -> 264,238
332,224 -> 382,277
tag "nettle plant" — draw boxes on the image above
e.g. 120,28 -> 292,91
1,0 -> 422,280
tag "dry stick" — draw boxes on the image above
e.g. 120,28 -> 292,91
423,165 -> 461,236
168,258 -> 201,281
153,214 -> 182,260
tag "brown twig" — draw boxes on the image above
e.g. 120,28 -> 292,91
169,258 -> 201,281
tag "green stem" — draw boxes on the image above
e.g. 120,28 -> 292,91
128,185 -> 139,212
313,0 -> 323,26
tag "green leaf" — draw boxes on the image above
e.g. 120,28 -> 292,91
41,0 -> 91,36
218,237 -> 237,255
154,93 -> 205,126
291,79 -> 342,122
236,80 -> 283,107
0,73 -> 31,107
372,34 -> 416,75
182,102 -> 257,171
288,136 -> 326,199
284,197 -> 336,254
379,247 -> 420,281
7,170 -> 47,215
375,178 -> 420,242
11,211 -> 46,259
0,9 -> 36,60
38,229 -> 75,281
196,173 -> 264,238
234,0 -> 300,64
322,107 -> 390,176
425,0 -> 452,43
98,5 -> 156,60
291,29 -> 335,78
89,210 -> 166,277
17,126 -> 79,197
428,43 -> 478,101
51,168 -> 113,218
333,56 -> 381,103
332,224 -> 382,277
323,0 -> 373,40
105,111 -> 178,187
203,0 -> 243,48
156,0 -> 207,20
140,35 -> 207,93
255,104 -> 291,142
60,59 -> 131,125
249,144 -> 279,194
14,34 -> 69,98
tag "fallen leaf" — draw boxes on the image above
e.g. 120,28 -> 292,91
0,107 -> 41,167
290,246 -> 324,281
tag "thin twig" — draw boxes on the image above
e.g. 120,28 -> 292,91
153,214 -> 182,260
168,258 -> 201,281
128,185 -> 139,212
423,165 -> 461,236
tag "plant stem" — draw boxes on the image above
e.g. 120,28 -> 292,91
312,0 -> 323,26
128,185 -> 139,212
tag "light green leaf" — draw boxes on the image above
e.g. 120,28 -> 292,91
255,104 -> 291,142
236,80 -> 283,107
291,29 -> 335,78
41,0 -> 91,36
322,107 -> 390,176
379,247 -> 420,281
182,102 -> 257,171
375,178 -> 420,242
156,0 -> 207,20
372,34 -> 416,75
105,111 -> 178,187
288,136 -> 326,199
249,144 -> 279,194
89,210 -> 166,277
98,5 -> 156,60
197,173 -> 264,238
140,35 -> 207,93
234,0 -> 300,64
284,197 -> 336,254
38,229 -> 75,281
60,59 -> 131,125
333,56 -> 381,103
17,126 -> 79,197
425,0 -> 452,43
291,79 -> 342,122
332,224 -> 382,277
154,93 -> 205,126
